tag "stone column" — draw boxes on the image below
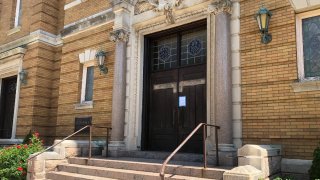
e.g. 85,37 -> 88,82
209,0 -> 234,148
109,29 -> 129,149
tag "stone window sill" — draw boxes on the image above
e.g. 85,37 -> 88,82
75,101 -> 93,110
291,79 -> 320,92
7,26 -> 21,36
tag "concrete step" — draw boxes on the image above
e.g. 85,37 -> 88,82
56,163 -> 215,180
68,157 -> 228,179
107,151 -> 206,163
47,171 -> 117,180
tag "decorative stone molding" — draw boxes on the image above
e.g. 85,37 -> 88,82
0,30 -> 62,54
110,29 -> 130,42
134,0 -> 156,15
62,9 -> 114,37
78,49 -> 97,64
289,0 -> 320,12
134,0 -> 184,23
208,0 -> 232,15
0,47 -> 26,60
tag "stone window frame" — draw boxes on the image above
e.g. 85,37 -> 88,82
14,0 -> 22,28
292,9 -> 320,92
75,49 -> 97,109
296,9 -> 320,81
7,0 -> 22,35
80,61 -> 95,105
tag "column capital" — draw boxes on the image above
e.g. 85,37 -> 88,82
208,0 -> 232,15
110,29 -> 130,42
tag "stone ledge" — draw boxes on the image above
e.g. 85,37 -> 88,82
291,80 -> 320,92
7,26 -> 21,36
74,102 -> 93,109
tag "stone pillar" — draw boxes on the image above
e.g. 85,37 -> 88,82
109,29 -> 129,148
209,0 -> 233,146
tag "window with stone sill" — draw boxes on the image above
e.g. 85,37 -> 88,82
296,9 -> 320,81
294,9 -> 320,92
80,62 -> 94,105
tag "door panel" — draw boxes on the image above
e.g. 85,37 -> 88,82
149,70 -> 178,151
178,65 -> 206,153
0,76 -> 17,139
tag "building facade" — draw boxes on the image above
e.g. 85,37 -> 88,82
0,0 -> 319,168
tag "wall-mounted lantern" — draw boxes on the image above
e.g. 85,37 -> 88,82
95,50 -> 108,74
19,69 -> 28,85
255,6 -> 272,44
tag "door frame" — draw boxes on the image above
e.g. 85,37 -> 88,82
141,20 -> 207,151
0,48 -> 25,141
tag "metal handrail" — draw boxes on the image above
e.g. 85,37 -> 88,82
159,123 -> 220,179
27,125 -> 112,161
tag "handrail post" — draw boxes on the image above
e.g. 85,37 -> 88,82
89,125 -> 92,159
203,124 -> 207,169
106,128 -> 109,158
215,127 -> 219,166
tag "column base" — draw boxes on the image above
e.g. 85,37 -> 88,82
102,141 -> 126,157
208,144 -> 237,166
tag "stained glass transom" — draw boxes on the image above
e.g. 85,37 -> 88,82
302,16 -> 320,77
181,29 -> 207,66
152,35 -> 177,71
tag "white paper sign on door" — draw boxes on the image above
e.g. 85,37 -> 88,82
179,96 -> 186,107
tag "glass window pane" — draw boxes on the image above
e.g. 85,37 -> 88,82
180,29 -> 207,66
151,34 -> 177,71
85,66 -> 94,101
302,16 -> 320,78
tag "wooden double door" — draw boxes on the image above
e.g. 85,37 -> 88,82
145,24 -> 207,153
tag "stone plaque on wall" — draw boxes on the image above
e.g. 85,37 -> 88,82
74,117 -> 92,134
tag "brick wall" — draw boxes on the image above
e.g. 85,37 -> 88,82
56,22 -> 115,139
64,0 -> 112,25
240,0 -> 320,159
0,0 -> 64,143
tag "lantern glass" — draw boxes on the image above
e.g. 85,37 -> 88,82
256,15 -> 262,30
97,55 -> 105,66
261,13 -> 267,29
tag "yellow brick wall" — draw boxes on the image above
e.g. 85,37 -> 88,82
0,0 -> 32,44
17,42 -> 61,144
63,0 -> 112,25
240,0 -> 320,159
56,22 -> 115,139
0,0 -> 65,143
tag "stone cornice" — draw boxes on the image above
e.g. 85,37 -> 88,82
0,30 -> 62,54
208,0 -> 232,15
110,29 -> 130,42
62,9 -> 114,37
0,47 -> 26,60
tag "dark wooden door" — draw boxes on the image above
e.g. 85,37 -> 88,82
149,69 -> 178,151
0,76 -> 17,139
146,25 -> 207,153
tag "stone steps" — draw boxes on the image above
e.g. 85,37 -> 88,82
46,157 -> 229,180
47,171 -> 117,180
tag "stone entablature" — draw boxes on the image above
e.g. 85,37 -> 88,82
0,30 -> 62,54
62,9 -> 115,37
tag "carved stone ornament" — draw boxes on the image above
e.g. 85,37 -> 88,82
208,0 -> 232,15
134,0 -> 183,24
110,29 -> 130,42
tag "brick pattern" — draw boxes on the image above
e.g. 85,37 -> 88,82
240,0 -> 320,159
56,23 -> 115,139
63,0 -> 112,25
0,0 -> 64,144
